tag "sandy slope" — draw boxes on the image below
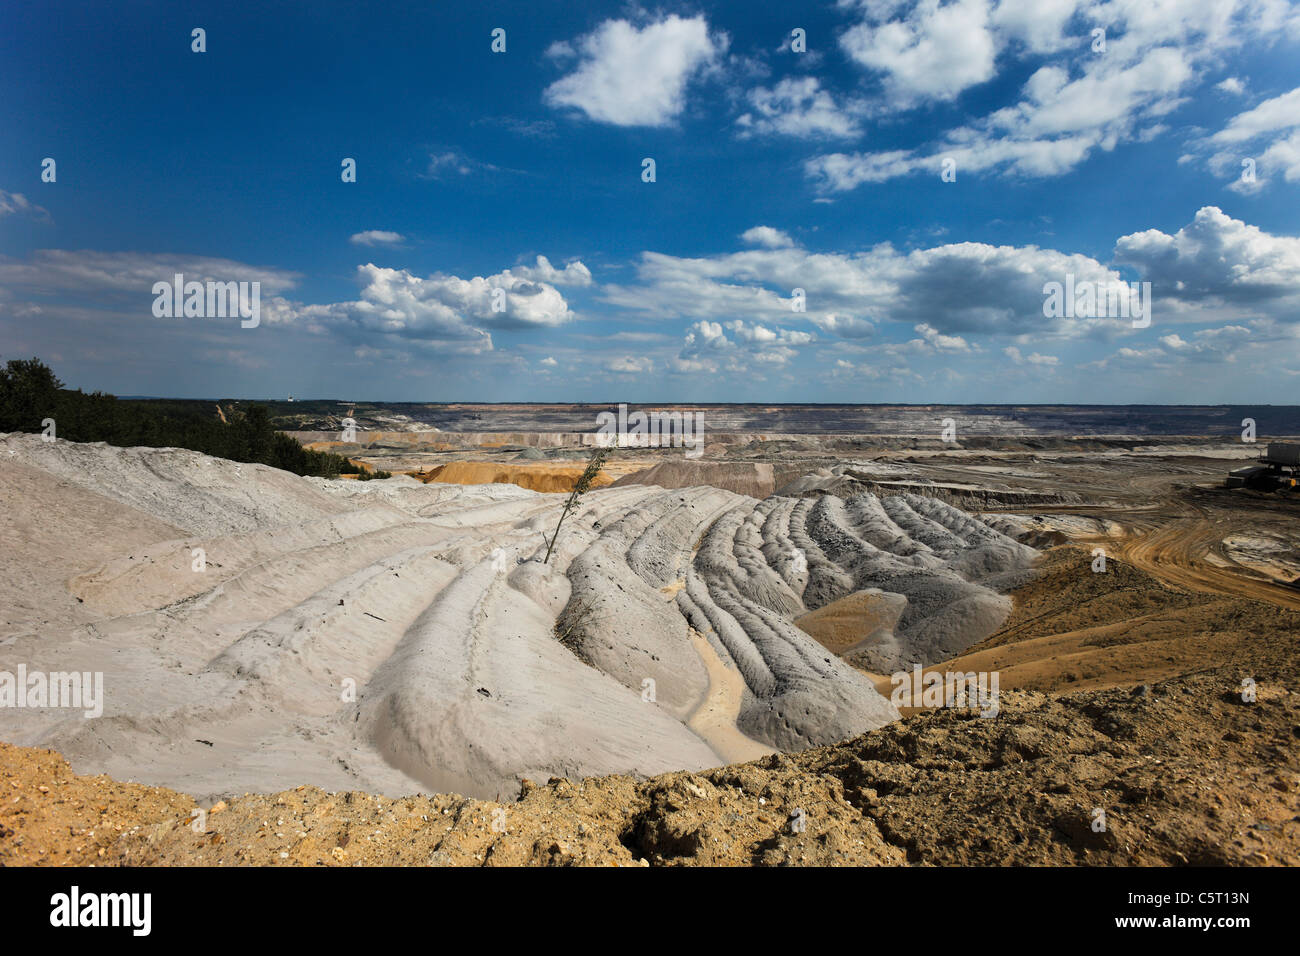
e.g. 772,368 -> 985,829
613,460 -> 778,498
5,432 -> 1297,866
1,433 -> 1031,801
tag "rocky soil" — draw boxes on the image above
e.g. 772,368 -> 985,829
3,660 -> 1295,866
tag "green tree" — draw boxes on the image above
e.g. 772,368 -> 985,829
0,357 -> 63,432
1,357 -> 356,479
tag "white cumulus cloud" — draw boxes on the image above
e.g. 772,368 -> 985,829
736,77 -> 866,139
740,226 -> 795,249
512,255 -> 593,287
840,0 -> 998,104
544,15 -> 724,127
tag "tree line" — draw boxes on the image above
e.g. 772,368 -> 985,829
0,357 -> 373,478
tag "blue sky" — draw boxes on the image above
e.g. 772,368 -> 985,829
2,0 -> 1299,402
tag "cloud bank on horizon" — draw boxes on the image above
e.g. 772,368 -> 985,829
1,0 -> 1298,403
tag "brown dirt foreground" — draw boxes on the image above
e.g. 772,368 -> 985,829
3,663 -> 1297,866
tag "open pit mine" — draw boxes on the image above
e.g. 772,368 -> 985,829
0,431 -> 1036,801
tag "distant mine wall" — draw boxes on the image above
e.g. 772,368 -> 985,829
843,477 -> 1080,509
288,430 -> 582,449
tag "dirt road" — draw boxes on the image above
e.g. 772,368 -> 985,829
1099,515 -> 1300,611
986,482 -> 1300,611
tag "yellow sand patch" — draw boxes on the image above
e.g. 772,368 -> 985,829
685,628 -> 776,765
413,460 -> 617,494
794,589 -> 902,656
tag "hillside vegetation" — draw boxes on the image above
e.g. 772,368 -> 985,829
0,357 -> 358,478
